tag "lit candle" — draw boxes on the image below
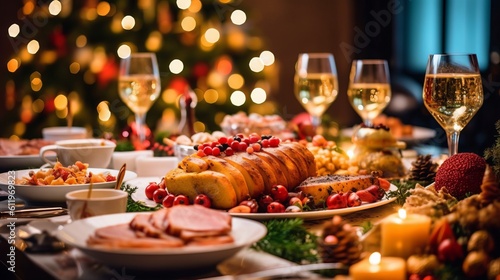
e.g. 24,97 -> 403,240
381,209 -> 431,259
350,252 -> 406,280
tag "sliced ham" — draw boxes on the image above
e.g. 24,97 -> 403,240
86,205 -> 234,250
167,204 -> 231,236
89,224 -> 184,249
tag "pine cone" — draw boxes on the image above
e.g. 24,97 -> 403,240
479,165 -> 500,206
408,154 -> 438,183
319,215 -> 363,265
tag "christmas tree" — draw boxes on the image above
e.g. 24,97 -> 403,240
4,0 -> 278,142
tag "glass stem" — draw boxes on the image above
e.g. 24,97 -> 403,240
447,131 -> 460,156
310,115 -> 321,134
363,119 -> 373,127
135,112 -> 146,142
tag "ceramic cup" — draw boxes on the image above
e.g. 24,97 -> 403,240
65,189 -> 128,221
42,127 -> 89,141
39,138 -> 116,168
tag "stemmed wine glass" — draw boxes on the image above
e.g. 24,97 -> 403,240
347,59 -> 391,127
118,53 -> 161,145
294,53 -> 339,134
422,54 -> 483,156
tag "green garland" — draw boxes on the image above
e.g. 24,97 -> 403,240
252,218 -> 320,264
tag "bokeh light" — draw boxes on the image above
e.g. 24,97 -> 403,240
27,40 -> 40,54
250,88 -> 267,104
230,10 -> 246,25
169,59 -> 184,74
228,74 -> 244,89
121,15 -> 136,30
181,16 -> 196,32
260,50 -> 275,66
48,0 -> 62,16
8,24 -> 20,37
177,0 -> 191,10
117,44 -> 131,58
230,90 -> 246,106
249,57 -> 264,72
204,28 -> 220,44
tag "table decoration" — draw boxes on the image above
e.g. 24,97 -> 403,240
380,209 -> 431,259
349,252 -> 406,280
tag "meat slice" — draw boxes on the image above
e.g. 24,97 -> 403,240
89,223 -> 184,249
167,205 -> 232,237
150,208 -> 169,231
187,234 -> 234,246
130,213 -> 169,239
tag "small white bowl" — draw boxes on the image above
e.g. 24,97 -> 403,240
65,189 -> 128,221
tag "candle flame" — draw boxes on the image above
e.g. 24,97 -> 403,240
398,208 -> 407,219
369,252 -> 381,265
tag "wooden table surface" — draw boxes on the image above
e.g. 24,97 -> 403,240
0,201 -> 399,280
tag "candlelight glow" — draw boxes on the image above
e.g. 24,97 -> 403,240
398,209 -> 407,219
369,252 -> 381,265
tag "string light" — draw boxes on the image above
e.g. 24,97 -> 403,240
96,2 -> 111,16
249,57 -> 264,72
204,28 -> 220,44
177,0 -> 191,10
121,15 -> 136,30
181,16 -> 196,32
230,10 -> 246,25
169,59 -> 184,74
260,50 -> 275,66
48,0 -> 62,16
204,89 -> 218,104
27,40 -> 40,54
117,44 -> 131,58
8,24 -> 20,37
230,90 -> 246,106
251,88 -> 267,104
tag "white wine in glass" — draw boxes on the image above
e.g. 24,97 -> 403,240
294,53 -> 339,133
347,59 -> 391,126
422,54 -> 483,156
118,53 -> 161,145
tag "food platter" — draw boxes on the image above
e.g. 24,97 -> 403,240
341,126 -> 436,143
0,168 -> 137,203
129,177 -> 397,221
56,212 -> 267,270
0,154 -> 56,171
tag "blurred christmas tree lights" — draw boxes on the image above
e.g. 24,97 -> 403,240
3,0 -> 278,140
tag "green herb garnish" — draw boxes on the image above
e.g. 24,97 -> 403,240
252,218 -> 319,264
484,119 -> 500,178
122,184 -> 162,212
386,179 -> 422,206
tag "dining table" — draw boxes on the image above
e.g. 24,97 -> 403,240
0,185 -> 398,280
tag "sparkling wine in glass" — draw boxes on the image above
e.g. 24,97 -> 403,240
347,59 -> 391,127
118,53 -> 161,145
422,54 -> 483,156
294,53 -> 339,133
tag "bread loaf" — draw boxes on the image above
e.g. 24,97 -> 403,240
164,138 -> 316,209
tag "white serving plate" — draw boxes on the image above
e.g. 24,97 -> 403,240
129,177 -> 397,221
0,168 -> 137,203
0,154 -> 56,171
56,212 -> 267,270
342,126 -> 436,143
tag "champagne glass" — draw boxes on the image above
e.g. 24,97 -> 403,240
294,53 -> 339,134
422,54 -> 483,156
347,59 -> 391,127
118,53 -> 161,145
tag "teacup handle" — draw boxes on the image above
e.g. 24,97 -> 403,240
39,145 -> 58,166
